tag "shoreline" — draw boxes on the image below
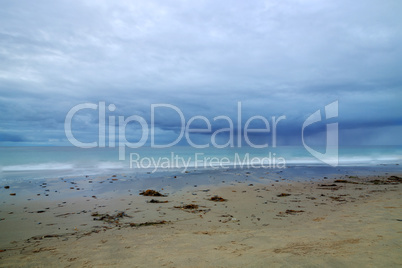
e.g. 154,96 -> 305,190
0,168 -> 401,267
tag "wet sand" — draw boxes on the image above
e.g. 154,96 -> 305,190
0,169 -> 401,267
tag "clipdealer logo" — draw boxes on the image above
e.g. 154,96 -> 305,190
64,102 -> 286,159
64,101 -> 338,169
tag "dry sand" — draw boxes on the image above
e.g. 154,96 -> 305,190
0,173 -> 401,267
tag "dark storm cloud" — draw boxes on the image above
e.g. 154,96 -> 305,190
0,132 -> 26,142
0,0 -> 401,146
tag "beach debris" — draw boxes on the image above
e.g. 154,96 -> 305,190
334,179 -> 358,184
36,210 -> 46,213
29,234 -> 61,241
317,184 -> 341,190
370,179 -> 383,185
276,209 -> 305,217
32,247 -> 57,253
55,212 -> 75,218
220,217 -> 239,223
174,204 -> 210,214
209,195 -> 227,202
183,204 -> 199,209
388,175 -> 402,182
283,210 -> 305,215
277,193 -> 291,197
128,220 -> 167,227
92,211 -> 131,224
368,176 -> 402,185
9,193 -> 16,196
77,210 -> 87,214
330,196 -> 346,202
334,180 -> 347,183
369,179 -> 396,185
43,234 -> 60,238
174,204 -> 199,209
4,186 -> 10,189
139,189 -> 166,197
147,199 -> 168,203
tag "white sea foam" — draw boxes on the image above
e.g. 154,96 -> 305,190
96,162 -> 126,169
1,163 -> 75,172
0,146 -> 401,181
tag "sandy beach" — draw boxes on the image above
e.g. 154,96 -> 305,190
0,168 -> 401,267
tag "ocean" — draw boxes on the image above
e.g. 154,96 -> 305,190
1,146 -> 401,181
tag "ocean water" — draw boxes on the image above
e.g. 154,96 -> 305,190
0,146 -> 401,181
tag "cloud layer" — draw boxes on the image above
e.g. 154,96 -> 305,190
0,0 -> 401,146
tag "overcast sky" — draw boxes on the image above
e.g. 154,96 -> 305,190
0,0 -> 401,147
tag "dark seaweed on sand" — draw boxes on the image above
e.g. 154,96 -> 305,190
174,204 -> 199,209
277,193 -> 291,197
92,211 -> 131,223
209,196 -> 227,202
147,199 -> 168,203
128,220 -> 167,227
139,189 -> 167,197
